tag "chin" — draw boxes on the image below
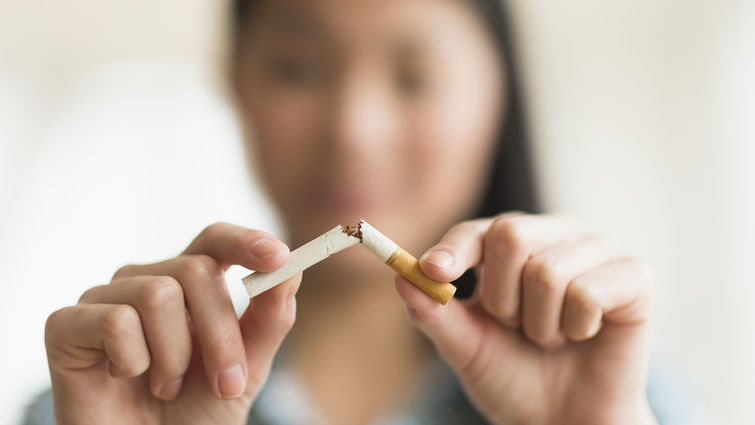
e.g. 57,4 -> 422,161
295,245 -> 394,299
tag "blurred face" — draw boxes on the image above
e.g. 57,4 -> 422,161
234,0 -> 504,276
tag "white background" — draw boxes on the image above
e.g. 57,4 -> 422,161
1,1 -> 753,424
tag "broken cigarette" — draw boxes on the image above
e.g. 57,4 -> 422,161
242,220 -> 456,304
357,220 -> 456,304
242,225 -> 360,298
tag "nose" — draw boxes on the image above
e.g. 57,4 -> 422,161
327,66 -> 400,159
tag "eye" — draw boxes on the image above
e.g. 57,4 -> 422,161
270,57 -> 322,86
396,67 -> 427,97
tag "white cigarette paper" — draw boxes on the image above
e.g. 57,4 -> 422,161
242,225 -> 360,297
358,219 -> 398,261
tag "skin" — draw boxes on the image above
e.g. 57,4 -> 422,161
45,224 -> 300,424
44,0 -> 658,424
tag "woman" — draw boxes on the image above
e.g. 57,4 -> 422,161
37,0 -> 673,424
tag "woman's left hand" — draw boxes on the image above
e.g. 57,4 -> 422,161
395,213 -> 658,425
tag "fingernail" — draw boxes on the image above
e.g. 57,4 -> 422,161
158,377 -> 182,399
421,250 -> 455,270
252,238 -> 285,261
217,364 -> 246,399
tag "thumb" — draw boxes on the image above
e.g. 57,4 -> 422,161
237,272 -> 301,395
395,275 -> 485,373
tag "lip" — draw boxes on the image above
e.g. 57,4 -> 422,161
321,188 -> 382,212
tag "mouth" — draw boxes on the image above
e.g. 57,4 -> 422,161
312,183 -> 391,216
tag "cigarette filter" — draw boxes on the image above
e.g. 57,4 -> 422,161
358,220 -> 457,305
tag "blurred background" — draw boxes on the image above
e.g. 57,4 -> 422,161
1,0 -> 753,424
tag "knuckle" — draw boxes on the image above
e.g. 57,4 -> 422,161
254,303 -> 297,334
137,276 -> 183,312
569,313 -> 602,341
487,216 -> 527,252
117,356 -> 151,379
201,222 -> 229,240
241,232 -> 261,256
112,264 -> 138,280
102,305 -> 140,339
532,259 -> 568,295
564,326 -> 584,341
277,308 -> 297,332
179,254 -> 222,281
568,280 -> 600,313
566,324 -> 593,341
45,307 -> 73,344
77,285 -> 104,304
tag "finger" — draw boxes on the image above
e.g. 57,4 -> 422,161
183,222 -> 289,271
520,236 -> 618,349
122,255 -> 249,399
394,275 -> 485,374
114,223 -> 290,279
479,213 -> 582,326
562,258 -> 656,342
418,219 -> 492,282
79,276 -> 192,400
237,272 -> 302,397
45,304 -> 150,379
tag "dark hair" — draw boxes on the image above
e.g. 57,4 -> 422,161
452,0 -> 539,296
231,0 -> 539,297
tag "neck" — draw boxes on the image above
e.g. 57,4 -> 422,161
283,266 -> 431,425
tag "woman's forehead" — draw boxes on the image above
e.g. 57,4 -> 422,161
246,0 -> 485,51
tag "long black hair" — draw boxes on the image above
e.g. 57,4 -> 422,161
231,0 -> 539,297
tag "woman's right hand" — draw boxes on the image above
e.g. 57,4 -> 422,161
44,223 -> 299,425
